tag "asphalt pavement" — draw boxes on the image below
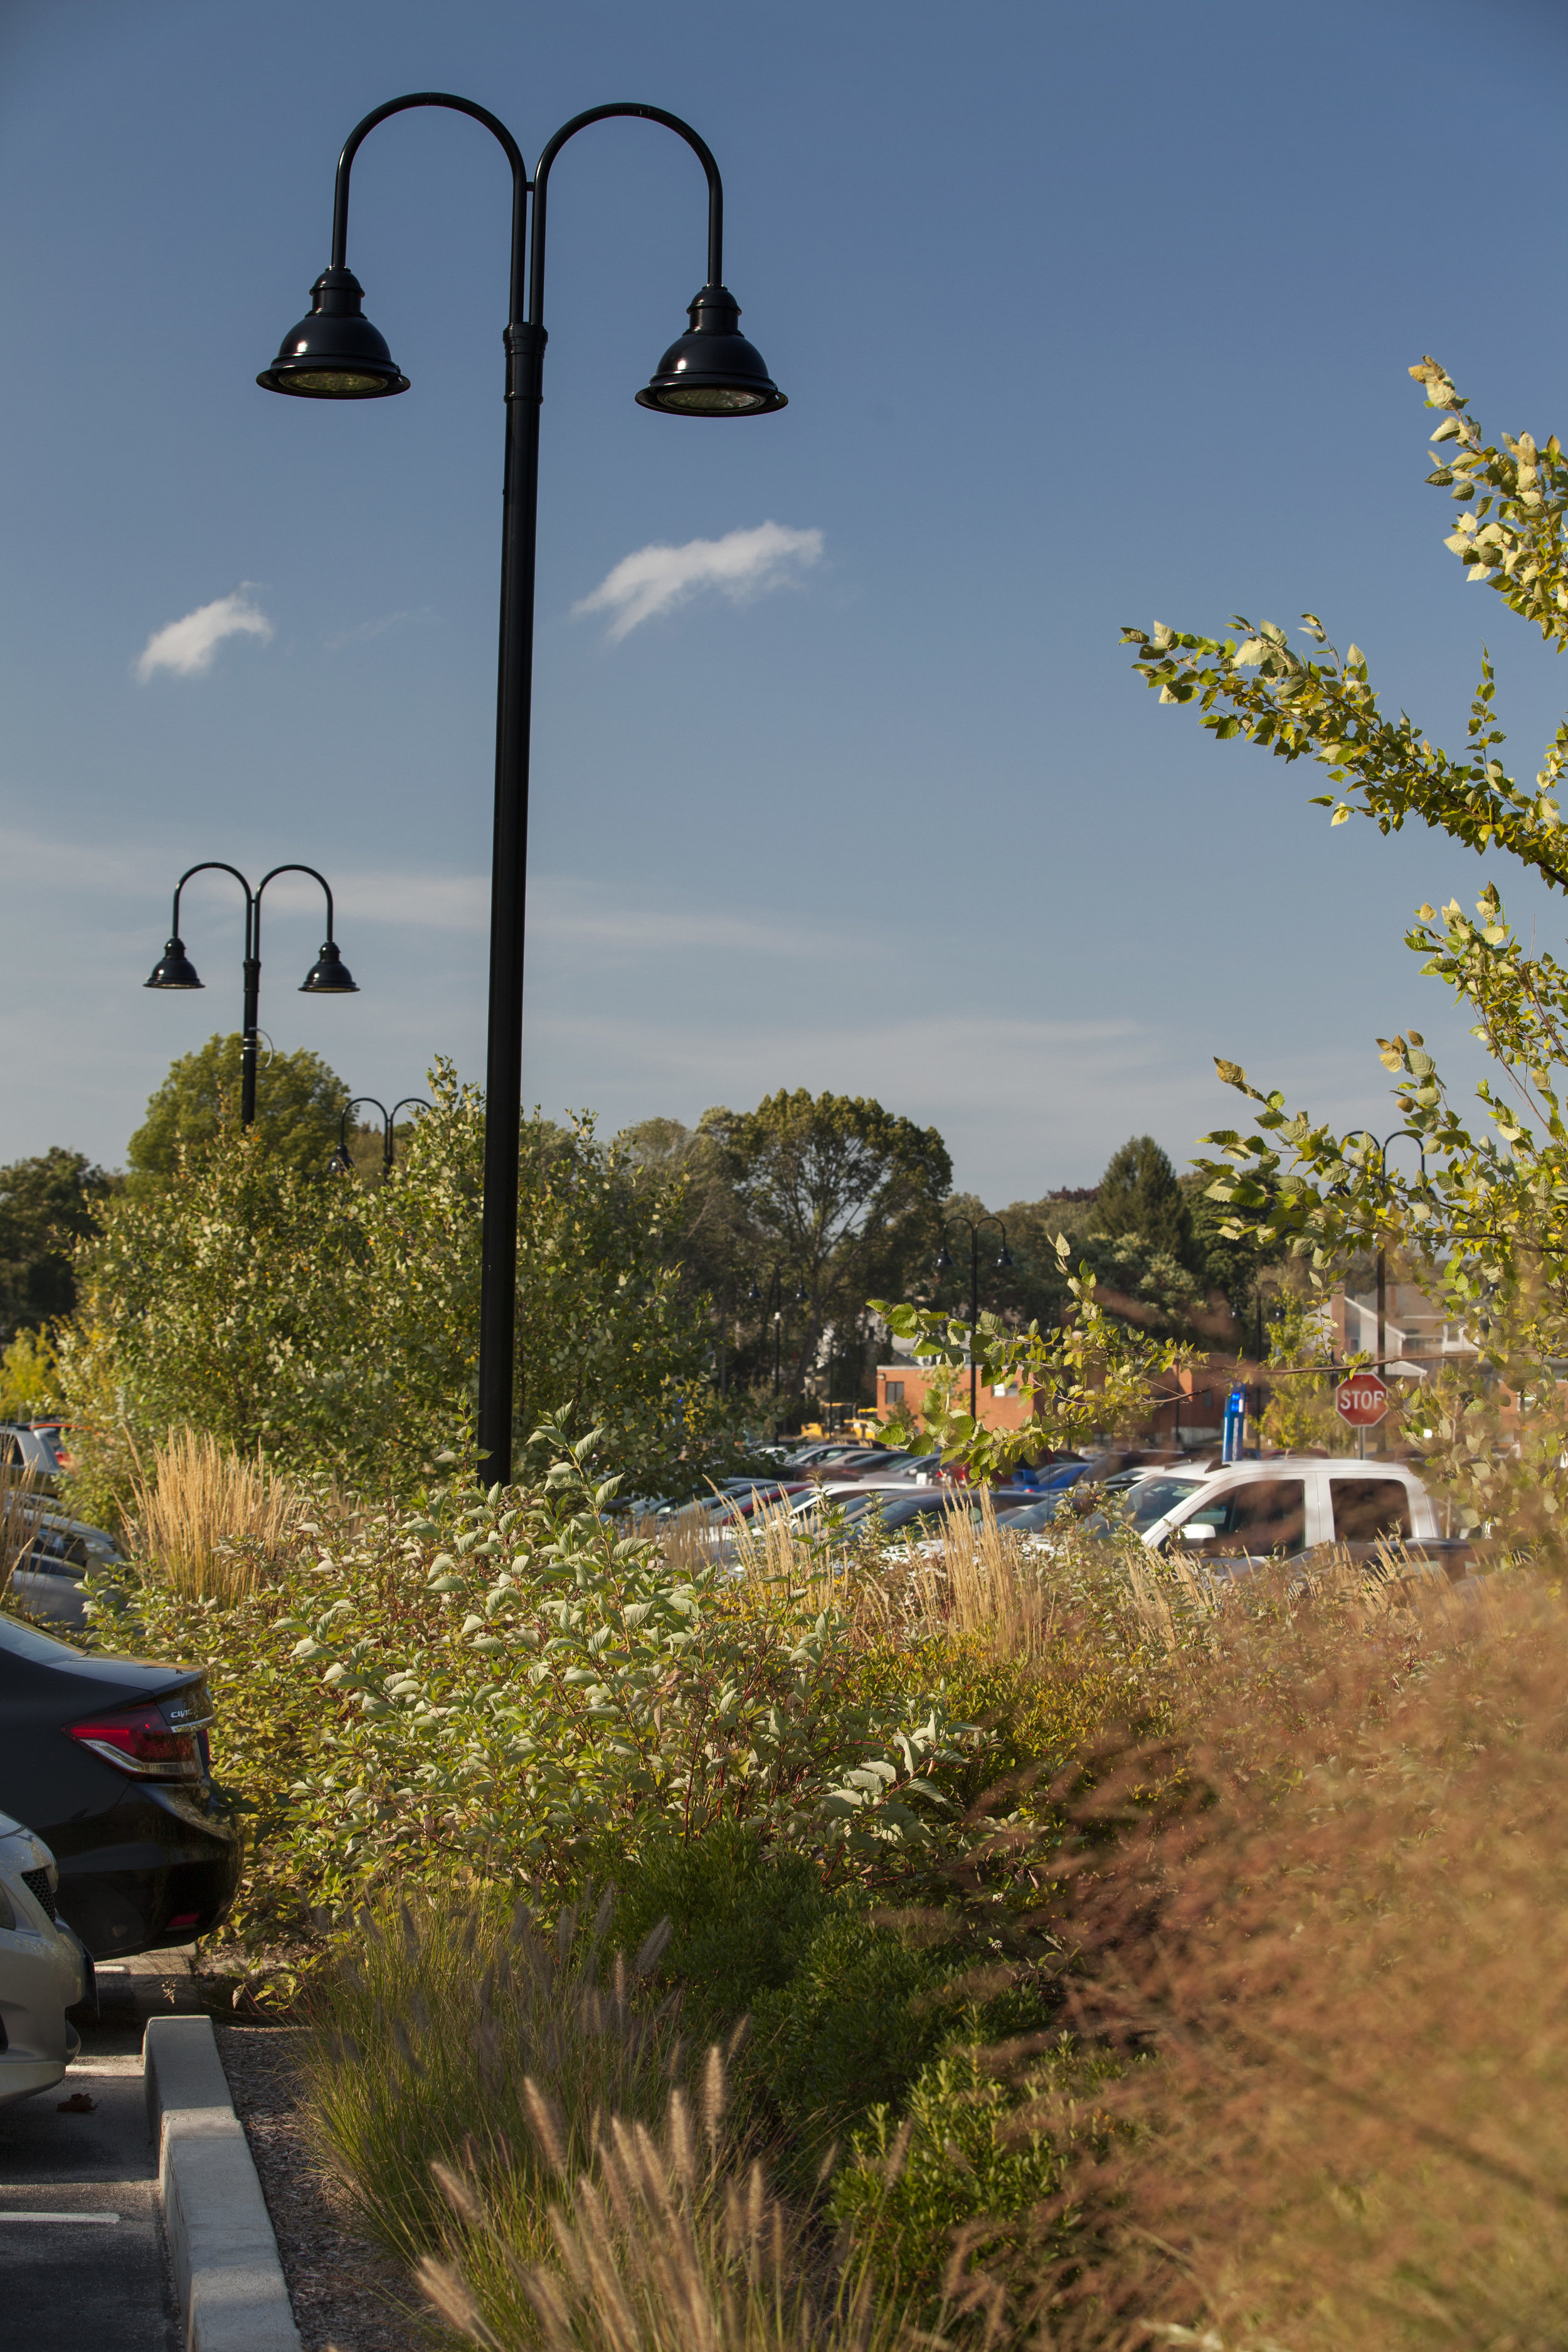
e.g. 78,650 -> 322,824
0,1959 -> 194,2351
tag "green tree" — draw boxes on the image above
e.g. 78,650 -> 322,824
127,1034 -> 350,1184
0,1148 -> 112,1340
699,1091 -> 953,1407
62,1063 -> 744,1511
1089,1135 -> 1194,1262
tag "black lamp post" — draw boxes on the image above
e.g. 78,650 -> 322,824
748,1264 -> 806,1441
1348,1128 -> 1428,1377
258,93 -> 786,1483
145,862 -> 358,1125
936,1214 -> 1014,1422
329,1094 -> 432,1176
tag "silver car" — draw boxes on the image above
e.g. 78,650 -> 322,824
0,1422 -> 72,1481
0,1811 -> 92,2106
5,1508 -> 125,1628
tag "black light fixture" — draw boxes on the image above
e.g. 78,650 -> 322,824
143,861 -> 357,1125
300,941 -> 359,993
146,938 -> 203,990
256,268 -> 409,398
997,1241 -> 1015,1270
258,91 -> 785,1483
636,285 -> 785,416
331,1094 -> 431,1176
935,1240 -> 956,1274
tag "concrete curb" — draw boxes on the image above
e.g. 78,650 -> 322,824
144,2014 -> 301,2352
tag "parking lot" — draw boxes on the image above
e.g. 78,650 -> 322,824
0,2002 -> 177,2352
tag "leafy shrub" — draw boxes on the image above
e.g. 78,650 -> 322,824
85,1433 -> 993,1940
744,1906 -> 972,2167
829,2037 -> 1125,2316
609,1820 -> 830,2044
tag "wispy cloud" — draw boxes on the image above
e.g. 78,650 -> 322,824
573,521 -> 824,642
277,869 -> 846,959
135,587 -> 273,681
324,607 -> 436,652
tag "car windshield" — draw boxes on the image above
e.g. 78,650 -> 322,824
1123,1475 -> 1205,1532
997,1493 -> 1072,1530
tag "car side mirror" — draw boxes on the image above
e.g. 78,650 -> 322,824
1181,1523 -> 1216,1541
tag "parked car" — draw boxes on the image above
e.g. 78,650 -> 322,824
995,1489 -> 1081,1532
0,1422 -> 73,1484
1136,1456 -> 1471,1572
786,1482 -> 1045,1539
6,1507 -> 125,1629
808,1449 -> 919,1481
0,1810 -> 92,2106
0,1613 -> 241,1957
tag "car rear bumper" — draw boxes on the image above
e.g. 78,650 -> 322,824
47,1798 -> 243,1959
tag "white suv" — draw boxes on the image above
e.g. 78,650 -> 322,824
1138,1455 -> 1446,1570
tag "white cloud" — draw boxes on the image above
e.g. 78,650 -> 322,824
573,521 -> 824,642
135,587 -> 273,681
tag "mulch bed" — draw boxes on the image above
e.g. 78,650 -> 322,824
213,2020 -> 427,2352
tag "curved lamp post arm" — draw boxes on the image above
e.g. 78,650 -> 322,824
528,103 -> 722,326
332,1096 -> 388,1175
331,93 -> 529,317
254,862 -> 339,958
340,1096 -> 389,1147
170,861 -> 255,953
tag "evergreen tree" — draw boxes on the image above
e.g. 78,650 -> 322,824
1089,1135 -> 1195,1264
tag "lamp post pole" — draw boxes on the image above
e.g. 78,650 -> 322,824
144,862 -> 358,1122
1349,1126 -> 1428,1372
331,1095 -> 432,1176
936,1214 -> 1013,1422
1345,1126 -> 1428,1456
258,93 -> 786,1484
749,1264 -> 803,1442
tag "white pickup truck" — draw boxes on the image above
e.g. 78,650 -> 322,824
1128,1454 -> 1471,1572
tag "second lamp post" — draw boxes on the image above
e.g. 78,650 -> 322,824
145,862 -> 358,1123
329,1095 -> 433,1176
257,92 -> 787,1482
936,1214 -> 1014,1422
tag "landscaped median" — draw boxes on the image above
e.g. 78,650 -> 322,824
75,1437 -> 1568,2349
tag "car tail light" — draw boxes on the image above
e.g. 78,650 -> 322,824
67,1702 -> 204,1781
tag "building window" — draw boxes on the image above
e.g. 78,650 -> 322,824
884,1380 -> 904,1405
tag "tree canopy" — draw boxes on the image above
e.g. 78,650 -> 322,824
1089,1135 -> 1193,1261
127,1034 -> 350,1182
622,1093 -> 952,1414
0,1147 -> 112,1342
698,1089 -> 952,1402
64,1064 -> 746,1516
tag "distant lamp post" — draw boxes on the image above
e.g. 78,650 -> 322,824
1348,1128 -> 1429,1378
144,862 -> 357,1126
749,1265 -> 807,1440
937,1215 -> 1013,1422
258,91 -> 785,1484
329,1094 -> 432,1176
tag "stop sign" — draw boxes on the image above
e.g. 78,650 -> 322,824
1336,1371 -> 1389,1428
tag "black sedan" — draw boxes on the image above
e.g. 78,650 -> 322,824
0,1613 -> 241,1957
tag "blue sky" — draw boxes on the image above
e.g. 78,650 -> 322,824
4,0 -> 1568,1197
